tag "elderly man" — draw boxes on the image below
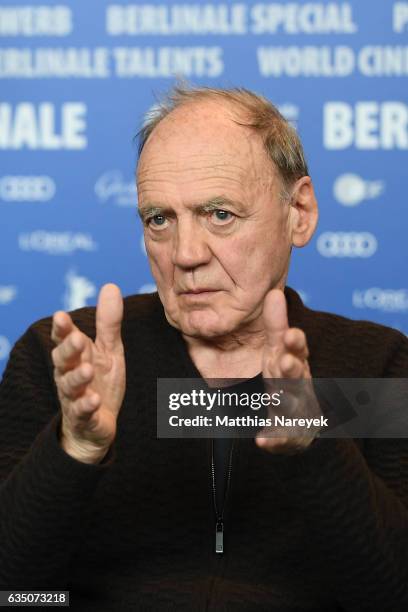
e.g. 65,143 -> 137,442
0,85 -> 408,611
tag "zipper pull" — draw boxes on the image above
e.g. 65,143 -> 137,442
215,520 -> 224,554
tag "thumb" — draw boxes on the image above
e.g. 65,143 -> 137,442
96,283 -> 123,350
263,289 -> 289,348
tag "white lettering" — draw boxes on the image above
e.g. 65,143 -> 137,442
323,102 -> 408,149
353,288 -> 408,312
393,2 -> 408,32
106,4 -> 247,35
355,102 -> 379,149
0,48 -> 110,78
257,45 -> 354,77
324,102 -> 353,149
18,231 -> 97,254
112,46 -> 223,78
274,416 -> 328,428
0,6 -> 72,36
381,102 -> 408,148
0,103 -> 87,150
358,46 -> 408,77
251,3 -> 357,35
62,103 -> 87,149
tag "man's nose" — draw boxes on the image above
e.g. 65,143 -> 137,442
172,219 -> 211,269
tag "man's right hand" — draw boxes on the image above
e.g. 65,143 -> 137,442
51,283 -> 126,464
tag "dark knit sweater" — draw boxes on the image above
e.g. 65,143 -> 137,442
1,287 -> 408,611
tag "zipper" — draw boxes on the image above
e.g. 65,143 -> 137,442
211,439 -> 234,554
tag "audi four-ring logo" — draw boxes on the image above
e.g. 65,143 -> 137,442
316,232 -> 377,258
0,176 -> 56,201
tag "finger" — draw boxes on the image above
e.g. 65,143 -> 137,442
256,435 -> 312,454
58,363 -> 94,400
280,354 -> 305,378
71,392 -> 101,421
52,332 -> 86,373
263,289 -> 289,348
51,311 -> 75,345
283,328 -> 309,360
95,284 -> 124,351
256,435 -> 289,451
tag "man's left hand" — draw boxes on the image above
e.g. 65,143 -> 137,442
256,289 -> 322,454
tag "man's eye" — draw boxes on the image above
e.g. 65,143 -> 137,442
210,209 -> 234,224
147,214 -> 167,229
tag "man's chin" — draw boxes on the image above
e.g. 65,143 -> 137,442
169,311 -> 235,339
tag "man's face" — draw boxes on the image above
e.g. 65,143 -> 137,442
137,101 -> 293,339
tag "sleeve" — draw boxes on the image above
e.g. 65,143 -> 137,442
267,334 -> 408,612
0,324 -> 114,589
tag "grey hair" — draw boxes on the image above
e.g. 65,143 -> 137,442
137,84 -> 309,197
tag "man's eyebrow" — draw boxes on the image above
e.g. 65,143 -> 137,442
137,205 -> 164,220
200,196 -> 242,211
138,197 -> 244,219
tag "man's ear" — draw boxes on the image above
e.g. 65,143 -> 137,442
288,176 -> 319,248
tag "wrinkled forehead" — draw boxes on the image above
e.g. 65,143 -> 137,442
136,100 -> 275,184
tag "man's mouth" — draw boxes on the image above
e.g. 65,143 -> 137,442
179,288 -> 220,296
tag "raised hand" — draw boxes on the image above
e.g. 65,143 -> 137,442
256,289 -> 322,454
51,283 -> 126,464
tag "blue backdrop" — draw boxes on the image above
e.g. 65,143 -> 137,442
1,0 -> 408,376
